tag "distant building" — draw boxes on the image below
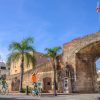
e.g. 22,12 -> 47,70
0,61 -> 9,79
96,69 -> 100,92
97,69 -> 100,82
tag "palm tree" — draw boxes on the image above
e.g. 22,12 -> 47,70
8,37 -> 36,92
45,46 -> 61,96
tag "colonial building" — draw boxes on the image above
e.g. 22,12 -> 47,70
7,52 -> 53,92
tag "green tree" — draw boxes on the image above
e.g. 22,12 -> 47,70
8,37 -> 36,92
45,46 -> 61,96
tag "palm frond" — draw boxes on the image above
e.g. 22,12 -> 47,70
45,46 -> 62,58
25,46 -> 35,52
6,55 -> 12,67
8,37 -> 36,70
21,37 -> 34,51
8,52 -> 21,62
9,42 -> 22,52
53,46 -> 62,52
23,37 -> 34,44
24,52 -> 36,70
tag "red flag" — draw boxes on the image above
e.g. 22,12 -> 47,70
96,2 -> 100,13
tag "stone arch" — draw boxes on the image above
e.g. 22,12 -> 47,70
63,32 -> 100,62
63,31 -> 100,93
75,41 -> 100,92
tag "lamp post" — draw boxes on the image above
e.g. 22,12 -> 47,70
26,68 -> 29,95
26,85 -> 28,95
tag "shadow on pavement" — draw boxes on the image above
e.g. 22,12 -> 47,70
0,98 -> 39,100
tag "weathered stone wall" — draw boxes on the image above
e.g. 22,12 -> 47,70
75,55 -> 96,92
63,31 -> 100,93
10,52 -> 49,75
7,61 -> 54,92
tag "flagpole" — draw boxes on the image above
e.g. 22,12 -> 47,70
99,12 -> 100,22
96,2 -> 100,22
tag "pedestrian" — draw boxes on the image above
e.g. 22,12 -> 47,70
38,87 -> 42,96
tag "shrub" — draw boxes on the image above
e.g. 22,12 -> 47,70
22,86 -> 32,93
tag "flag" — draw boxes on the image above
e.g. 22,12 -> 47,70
96,2 -> 100,13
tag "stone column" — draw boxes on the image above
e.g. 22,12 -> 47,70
75,54 -> 96,93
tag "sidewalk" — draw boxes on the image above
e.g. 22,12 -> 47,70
7,92 -> 72,96
0,94 -> 99,100
7,91 -> 99,97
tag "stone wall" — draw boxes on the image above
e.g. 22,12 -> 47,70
63,31 -> 100,93
7,61 -> 54,92
10,52 -> 49,75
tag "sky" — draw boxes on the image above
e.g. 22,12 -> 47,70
0,0 -> 99,67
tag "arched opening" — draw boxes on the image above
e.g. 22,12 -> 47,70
75,41 -> 100,93
96,59 -> 100,69
96,58 -> 100,90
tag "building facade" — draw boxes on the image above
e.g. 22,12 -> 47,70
0,61 -> 9,79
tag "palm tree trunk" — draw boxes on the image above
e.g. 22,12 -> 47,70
19,55 -> 24,93
53,59 -> 57,96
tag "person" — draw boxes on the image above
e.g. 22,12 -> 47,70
32,83 -> 39,96
2,79 -> 8,94
2,79 -> 6,88
38,87 -> 42,96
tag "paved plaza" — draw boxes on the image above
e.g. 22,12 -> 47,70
0,94 -> 100,100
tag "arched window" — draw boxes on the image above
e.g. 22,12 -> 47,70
65,65 -> 74,79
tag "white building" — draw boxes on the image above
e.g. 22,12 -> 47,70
0,61 -> 9,79
97,69 -> 100,82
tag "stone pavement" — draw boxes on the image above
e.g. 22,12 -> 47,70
0,94 -> 100,100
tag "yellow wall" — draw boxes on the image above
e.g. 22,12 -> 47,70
10,52 -> 49,75
10,59 -> 33,75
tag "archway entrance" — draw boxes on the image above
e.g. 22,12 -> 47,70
11,77 -> 20,91
96,59 -> 100,70
75,41 -> 100,93
43,77 -> 52,92
96,58 -> 100,91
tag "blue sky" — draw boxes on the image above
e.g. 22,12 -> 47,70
0,0 -> 99,67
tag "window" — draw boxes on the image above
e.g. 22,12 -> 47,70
1,66 -> 6,70
15,70 -> 17,73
